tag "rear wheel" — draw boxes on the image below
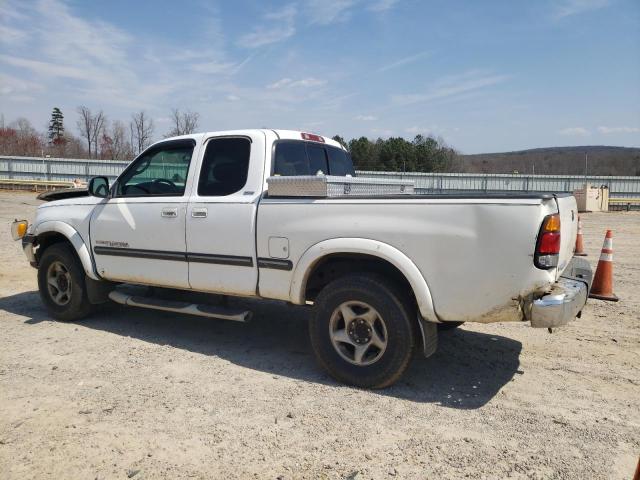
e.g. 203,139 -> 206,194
37,243 -> 92,321
309,274 -> 415,389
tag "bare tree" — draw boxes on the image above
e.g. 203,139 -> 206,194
165,108 -> 200,137
1,117 -> 43,156
77,106 -> 93,157
130,111 -> 154,155
111,120 -> 132,159
76,106 -> 105,158
91,111 -> 105,157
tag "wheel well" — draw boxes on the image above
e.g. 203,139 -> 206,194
35,232 -> 72,264
304,254 -> 415,304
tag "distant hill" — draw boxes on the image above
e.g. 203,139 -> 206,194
450,146 -> 640,176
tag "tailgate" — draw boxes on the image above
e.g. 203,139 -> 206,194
555,195 -> 579,279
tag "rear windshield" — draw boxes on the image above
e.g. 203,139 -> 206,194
273,141 -> 355,176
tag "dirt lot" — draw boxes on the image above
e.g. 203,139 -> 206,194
0,190 -> 638,480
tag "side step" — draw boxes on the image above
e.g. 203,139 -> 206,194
108,290 -> 252,323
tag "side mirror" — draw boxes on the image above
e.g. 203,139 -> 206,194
88,176 -> 110,198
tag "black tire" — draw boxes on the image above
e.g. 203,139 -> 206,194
438,321 -> 464,331
309,274 -> 416,389
37,243 -> 92,321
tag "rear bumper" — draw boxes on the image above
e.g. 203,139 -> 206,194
530,257 -> 592,329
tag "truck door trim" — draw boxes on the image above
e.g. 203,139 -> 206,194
257,258 -> 293,271
186,253 -> 253,267
93,246 -> 254,267
94,246 -> 186,262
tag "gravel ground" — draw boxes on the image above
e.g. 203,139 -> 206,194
0,190 -> 638,480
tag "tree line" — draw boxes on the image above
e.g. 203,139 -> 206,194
1,108 -> 457,173
0,107 -> 200,160
333,135 -> 456,173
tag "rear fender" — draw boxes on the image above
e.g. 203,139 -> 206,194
289,238 -> 439,323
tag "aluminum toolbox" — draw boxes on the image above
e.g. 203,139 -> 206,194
266,175 -> 415,197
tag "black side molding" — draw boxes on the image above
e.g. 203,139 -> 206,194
94,246 -> 253,267
94,246 -> 186,262
186,253 -> 253,267
257,258 -> 293,271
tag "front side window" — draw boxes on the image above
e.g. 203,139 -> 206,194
117,141 -> 194,197
198,137 -> 251,196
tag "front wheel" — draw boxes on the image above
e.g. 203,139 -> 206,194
309,274 -> 416,389
37,243 -> 92,321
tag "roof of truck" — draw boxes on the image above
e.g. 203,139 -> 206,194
161,129 -> 344,150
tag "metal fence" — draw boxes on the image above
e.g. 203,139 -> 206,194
1,155 -> 640,199
357,171 -> 640,199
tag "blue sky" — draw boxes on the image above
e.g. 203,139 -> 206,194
1,0 -> 639,153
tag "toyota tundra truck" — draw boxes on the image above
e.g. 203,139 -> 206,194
11,129 -> 592,388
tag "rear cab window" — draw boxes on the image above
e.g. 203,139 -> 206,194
273,141 -> 355,177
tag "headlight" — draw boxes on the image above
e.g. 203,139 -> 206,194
11,220 -> 29,241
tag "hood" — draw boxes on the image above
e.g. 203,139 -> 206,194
37,193 -> 104,209
37,187 -> 89,202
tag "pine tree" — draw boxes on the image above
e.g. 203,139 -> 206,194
48,107 -> 64,144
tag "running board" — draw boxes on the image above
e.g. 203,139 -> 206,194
108,290 -> 252,322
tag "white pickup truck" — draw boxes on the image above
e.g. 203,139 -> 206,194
12,129 -> 592,388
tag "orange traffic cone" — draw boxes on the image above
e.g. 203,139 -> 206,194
574,215 -> 587,256
589,230 -> 619,302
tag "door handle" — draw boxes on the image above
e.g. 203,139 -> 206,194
161,208 -> 178,218
191,208 -> 208,218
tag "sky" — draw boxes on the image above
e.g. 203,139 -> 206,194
1,0 -> 639,154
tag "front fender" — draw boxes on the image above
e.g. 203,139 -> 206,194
289,238 -> 439,323
33,220 -> 100,281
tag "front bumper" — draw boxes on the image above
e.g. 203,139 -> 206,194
22,234 -> 37,267
530,257 -> 592,328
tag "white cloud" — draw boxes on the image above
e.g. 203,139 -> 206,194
391,70 -> 510,106
0,24 -> 28,45
304,0 -> 359,25
0,0 -> 244,114
597,126 -> 640,134
369,0 -> 400,12
267,77 -> 327,89
355,114 -> 377,121
378,51 -> 430,73
0,73 -> 44,103
303,0 -> 401,23
405,125 -> 454,137
0,54 -> 93,80
553,0 -> 611,19
559,127 -> 590,136
406,126 -> 435,135
371,128 -> 395,137
226,94 -> 240,102
190,61 -> 238,75
237,4 -> 296,48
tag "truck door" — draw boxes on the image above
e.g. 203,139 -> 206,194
90,139 -> 196,288
186,133 -> 265,296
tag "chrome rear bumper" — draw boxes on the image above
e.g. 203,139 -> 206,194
530,257 -> 592,328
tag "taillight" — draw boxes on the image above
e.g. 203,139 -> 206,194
534,213 -> 561,269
